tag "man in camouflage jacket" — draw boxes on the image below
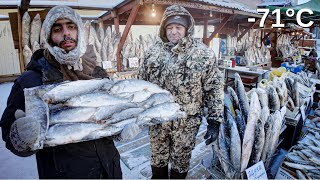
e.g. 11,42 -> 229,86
139,5 -> 224,179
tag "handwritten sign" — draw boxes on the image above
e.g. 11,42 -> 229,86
245,161 -> 268,180
102,61 -> 113,69
128,57 -> 139,68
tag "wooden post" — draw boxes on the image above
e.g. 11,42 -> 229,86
203,18 -> 208,44
116,4 -> 140,72
17,0 -> 30,73
205,14 -> 232,45
17,9 -> 25,73
114,16 -> 120,35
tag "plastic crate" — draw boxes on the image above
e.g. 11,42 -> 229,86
280,63 -> 304,73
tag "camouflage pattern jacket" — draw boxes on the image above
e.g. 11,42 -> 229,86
139,5 -> 224,123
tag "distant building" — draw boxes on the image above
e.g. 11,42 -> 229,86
258,0 -> 298,8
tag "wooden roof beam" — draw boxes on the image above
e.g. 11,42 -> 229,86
100,0 -> 139,22
205,14 -> 232,45
237,19 -> 260,41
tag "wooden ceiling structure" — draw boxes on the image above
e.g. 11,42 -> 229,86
1,0 -> 262,72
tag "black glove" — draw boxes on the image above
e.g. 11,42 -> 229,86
204,120 -> 220,145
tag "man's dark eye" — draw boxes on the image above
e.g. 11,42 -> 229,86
68,24 -> 77,29
52,27 -> 61,32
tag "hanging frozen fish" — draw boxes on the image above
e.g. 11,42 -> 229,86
30,14 -> 41,50
42,79 -> 108,103
23,45 -> 33,67
32,41 -> 40,53
234,73 -> 249,122
97,23 -> 104,44
22,12 -> 31,48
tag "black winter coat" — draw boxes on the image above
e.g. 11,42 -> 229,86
0,49 -> 122,179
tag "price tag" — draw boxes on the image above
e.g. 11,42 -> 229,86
128,57 -> 139,68
102,61 -> 113,69
245,161 -> 268,180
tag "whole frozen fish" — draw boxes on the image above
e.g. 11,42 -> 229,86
227,86 -> 240,111
267,85 -> 280,111
65,92 -> 132,107
22,12 -> 31,48
249,118 -> 265,166
265,110 -> 283,169
110,79 -> 170,95
261,114 -> 274,162
241,91 -> 260,172
50,107 -> 97,125
30,14 -> 41,50
226,108 -> 241,174
44,123 -> 106,147
138,92 -> 175,108
218,122 -> 235,178
43,79 -> 108,103
137,102 -> 186,125
93,103 -> 137,121
235,109 -> 246,143
255,88 -> 268,108
117,89 -> 154,103
234,73 -> 249,122
106,107 -> 145,124
284,161 -> 319,170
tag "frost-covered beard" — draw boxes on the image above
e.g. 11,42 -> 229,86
42,5 -> 87,71
48,36 -> 82,70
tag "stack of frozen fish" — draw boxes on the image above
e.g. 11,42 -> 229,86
281,130 -> 320,179
24,79 -> 186,149
212,73 -> 286,178
277,34 -> 300,58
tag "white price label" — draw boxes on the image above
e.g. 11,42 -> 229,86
129,57 -> 139,68
245,161 -> 268,180
102,61 -> 113,69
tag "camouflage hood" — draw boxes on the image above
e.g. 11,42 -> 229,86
159,5 -> 195,43
41,5 -> 86,71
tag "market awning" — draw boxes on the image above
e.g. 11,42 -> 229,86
266,0 -> 320,16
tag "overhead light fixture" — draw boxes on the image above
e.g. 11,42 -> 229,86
151,4 -> 156,17
210,11 -> 213,17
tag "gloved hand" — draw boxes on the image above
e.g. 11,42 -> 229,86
204,120 -> 220,145
10,109 -> 41,152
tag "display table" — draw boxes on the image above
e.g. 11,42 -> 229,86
219,66 -> 270,87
